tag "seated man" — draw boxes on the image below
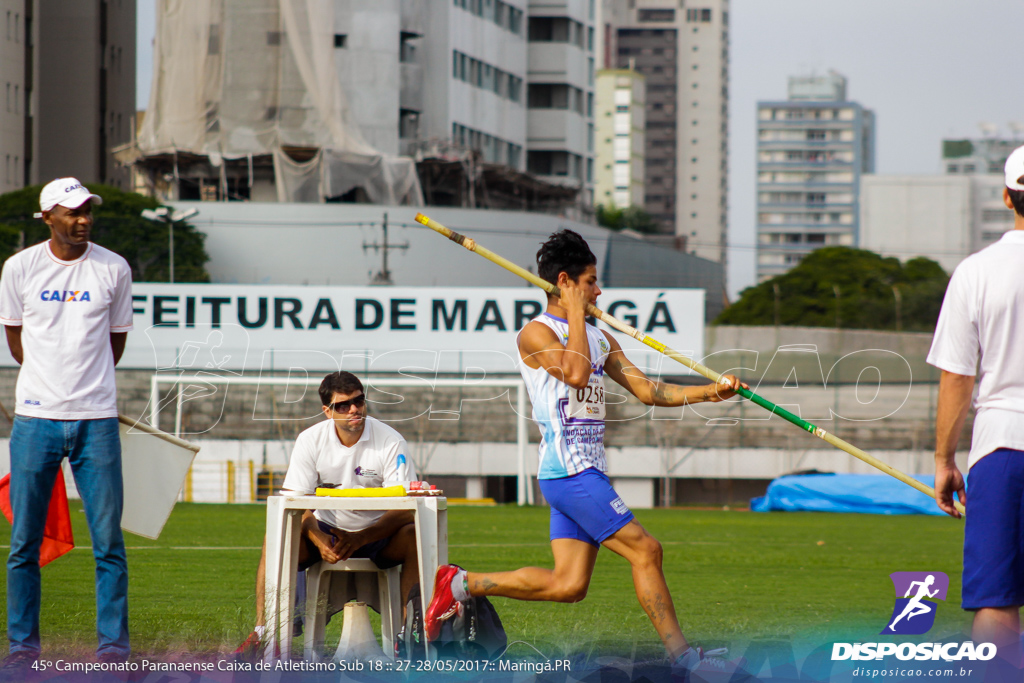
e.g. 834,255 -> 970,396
239,371 -> 418,654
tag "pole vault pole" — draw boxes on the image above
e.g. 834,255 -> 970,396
414,213 -> 964,516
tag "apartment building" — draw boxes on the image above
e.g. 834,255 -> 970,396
756,72 -> 875,282
594,68 -> 644,209
600,0 -> 729,263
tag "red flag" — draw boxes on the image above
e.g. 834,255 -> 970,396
0,469 -> 75,566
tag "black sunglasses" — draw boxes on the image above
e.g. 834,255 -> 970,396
328,394 -> 366,412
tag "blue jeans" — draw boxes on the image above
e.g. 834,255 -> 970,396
7,416 -> 129,656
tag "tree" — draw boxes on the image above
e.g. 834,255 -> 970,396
596,203 -> 660,234
715,247 -> 949,332
0,184 -> 210,282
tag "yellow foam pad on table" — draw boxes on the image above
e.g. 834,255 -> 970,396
315,485 -> 407,497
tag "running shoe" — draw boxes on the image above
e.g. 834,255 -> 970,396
424,564 -> 463,642
674,647 -> 750,683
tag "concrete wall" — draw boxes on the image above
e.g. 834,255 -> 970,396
0,0 -> 27,190
0,325 -> 962,509
35,0 -> 135,187
334,0 -> 402,155
859,175 -> 973,273
167,200 -> 725,318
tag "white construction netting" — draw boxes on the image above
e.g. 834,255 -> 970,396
138,0 -> 422,205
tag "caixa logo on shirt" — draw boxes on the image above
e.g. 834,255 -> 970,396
354,466 -> 379,477
40,290 -> 91,302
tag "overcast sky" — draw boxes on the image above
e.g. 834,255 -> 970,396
136,0 -> 1023,298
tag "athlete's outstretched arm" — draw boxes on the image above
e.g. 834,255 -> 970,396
602,333 -> 745,407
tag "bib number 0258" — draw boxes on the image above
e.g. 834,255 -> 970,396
568,376 -> 606,420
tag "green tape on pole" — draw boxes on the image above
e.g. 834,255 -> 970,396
737,386 -> 818,435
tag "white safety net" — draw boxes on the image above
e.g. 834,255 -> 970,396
138,0 -> 422,205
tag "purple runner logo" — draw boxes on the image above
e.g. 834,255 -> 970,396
881,572 -> 949,635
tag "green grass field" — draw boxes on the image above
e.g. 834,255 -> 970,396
0,503 -> 969,660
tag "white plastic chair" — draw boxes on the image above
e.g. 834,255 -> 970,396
302,559 -> 401,660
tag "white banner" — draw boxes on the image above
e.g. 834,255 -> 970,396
0,285 -> 705,375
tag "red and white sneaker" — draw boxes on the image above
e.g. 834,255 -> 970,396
424,564 -> 464,642
234,629 -> 280,661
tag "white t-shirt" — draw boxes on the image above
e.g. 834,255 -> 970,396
281,416 -> 416,531
0,241 -> 133,419
927,229 -> 1024,467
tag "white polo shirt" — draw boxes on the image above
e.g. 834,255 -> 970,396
0,241 -> 133,419
281,416 -> 416,531
927,229 -> 1024,467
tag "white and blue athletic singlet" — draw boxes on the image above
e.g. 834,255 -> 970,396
517,313 -> 611,479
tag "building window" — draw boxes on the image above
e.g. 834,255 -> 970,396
508,75 -> 522,102
509,7 -> 523,34
334,34 -> 347,48
528,83 -> 570,109
638,9 -> 675,22
208,25 -> 221,54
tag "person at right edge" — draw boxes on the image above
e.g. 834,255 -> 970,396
929,144 -> 1024,671
424,229 -> 749,681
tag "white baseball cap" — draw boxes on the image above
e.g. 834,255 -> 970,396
36,177 -> 103,217
1005,145 -> 1024,191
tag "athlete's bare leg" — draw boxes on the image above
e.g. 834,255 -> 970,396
601,520 -> 689,660
466,520 -> 688,659
974,606 -> 1021,667
466,538 -> 598,602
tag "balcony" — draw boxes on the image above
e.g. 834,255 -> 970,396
527,109 -> 587,153
527,43 -> 588,87
400,63 -> 423,111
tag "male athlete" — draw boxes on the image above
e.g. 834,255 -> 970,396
425,229 -> 746,677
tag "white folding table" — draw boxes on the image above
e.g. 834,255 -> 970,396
263,494 -> 448,660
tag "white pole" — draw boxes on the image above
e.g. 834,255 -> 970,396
517,381 -> 531,506
175,381 -> 184,438
149,374 -> 160,428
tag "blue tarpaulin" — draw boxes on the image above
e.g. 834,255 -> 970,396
750,473 -> 947,515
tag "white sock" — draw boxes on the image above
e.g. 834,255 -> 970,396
451,569 -> 470,602
674,647 -> 700,671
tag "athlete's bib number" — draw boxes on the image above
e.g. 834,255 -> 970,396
568,374 -> 606,420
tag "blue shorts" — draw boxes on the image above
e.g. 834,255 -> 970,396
539,468 -> 634,547
962,448 -> 1024,610
299,520 -> 400,570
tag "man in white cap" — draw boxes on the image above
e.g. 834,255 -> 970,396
929,145 -> 1024,668
0,178 -> 134,676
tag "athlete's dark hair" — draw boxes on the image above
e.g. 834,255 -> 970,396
536,229 -> 597,285
318,371 -> 364,406
1009,182 -> 1024,218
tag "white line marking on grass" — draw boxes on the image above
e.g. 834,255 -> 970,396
0,540 -> 741,551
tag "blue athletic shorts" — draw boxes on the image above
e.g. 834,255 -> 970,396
299,520 -> 400,570
539,468 -> 634,547
962,448 -> 1024,610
